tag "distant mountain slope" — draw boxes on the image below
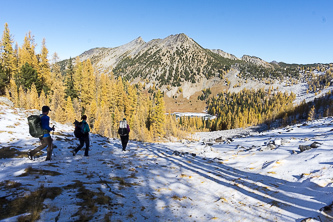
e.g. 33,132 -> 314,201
77,33 -> 237,88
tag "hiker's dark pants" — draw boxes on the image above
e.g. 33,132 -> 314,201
75,136 -> 90,156
31,136 -> 53,159
120,135 -> 129,151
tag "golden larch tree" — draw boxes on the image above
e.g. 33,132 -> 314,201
1,23 -> 18,81
38,38 -> 51,92
65,96 -> 75,124
18,31 -> 38,69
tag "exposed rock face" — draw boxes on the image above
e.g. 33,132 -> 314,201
242,55 -> 274,69
74,33 -> 238,98
210,49 -> 239,60
66,33 -> 281,99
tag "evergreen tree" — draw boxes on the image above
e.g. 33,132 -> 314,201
38,38 -> 51,94
65,57 -> 77,99
0,63 -> 10,94
18,32 -> 38,70
81,59 -> 96,110
15,62 -> 40,92
39,89 -> 47,109
9,79 -> 18,106
50,53 -> 66,123
18,85 -> 26,108
72,98 -> 82,121
0,23 -> 17,91
151,90 -> 166,139
73,56 -> 83,98
29,83 -> 39,109
307,106 -> 315,121
65,96 -> 75,124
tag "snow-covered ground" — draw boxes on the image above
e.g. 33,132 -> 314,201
1,103 -> 333,222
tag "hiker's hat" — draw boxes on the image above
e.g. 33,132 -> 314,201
123,118 -> 126,120
42,106 -> 51,112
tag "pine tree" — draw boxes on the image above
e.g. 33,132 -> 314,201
39,89 -> 47,109
0,23 -> 17,89
65,57 -> 77,99
151,90 -> 166,139
307,106 -> 315,121
18,32 -> 38,70
81,59 -> 96,111
30,83 -> 39,109
25,88 -> 32,109
0,64 -> 9,94
115,76 -> 125,113
9,79 -> 18,106
50,53 -> 66,123
15,62 -> 39,91
38,38 -> 51,94
73,57 -> 83,99
86,99 -> 97,128
72,98 -> 82,121
113,106 -> 121,137
97,73 -> 110,108
65,96 -> 75,124
18,85 -> 26,108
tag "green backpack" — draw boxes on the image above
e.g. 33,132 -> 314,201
27,115 -> 44,138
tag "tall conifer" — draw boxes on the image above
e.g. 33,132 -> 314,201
0,23 -> 17,86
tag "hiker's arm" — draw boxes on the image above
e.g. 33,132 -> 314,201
127,124 -> 130,133
41,116 -> 54,131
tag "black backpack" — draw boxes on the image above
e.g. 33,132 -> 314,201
27,115 -> 44,138
118,120 -> 128,136
74,120 -> 84,138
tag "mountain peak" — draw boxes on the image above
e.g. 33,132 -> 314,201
133,36 -> 145,44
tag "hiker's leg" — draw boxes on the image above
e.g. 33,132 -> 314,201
45,138 -> 52,160
45,137 -> 53,160
121,136 -> 126,150
74,138 -> 84,153
84,137 -> 89,156
30,137 -> 47,156
124,135 -> 129,149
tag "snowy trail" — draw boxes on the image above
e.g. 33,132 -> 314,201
1,104 -> 333,221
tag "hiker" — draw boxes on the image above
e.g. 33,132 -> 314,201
28,106 -> 55,161
73,115 -> 90,156
118,118 -> 130,151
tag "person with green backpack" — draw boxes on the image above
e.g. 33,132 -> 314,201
28,106 -> 55,161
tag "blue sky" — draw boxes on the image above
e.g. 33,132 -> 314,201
1,0 -> 332,64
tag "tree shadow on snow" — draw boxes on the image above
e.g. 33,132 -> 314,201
146,143 -> 333,221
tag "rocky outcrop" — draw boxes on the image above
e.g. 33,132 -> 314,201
241,55 -> 274,69
210,49 -> 239,60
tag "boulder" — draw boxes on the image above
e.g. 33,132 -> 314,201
215,136 -> 224,143
310,142 -> 322,148
299,145 -> 312,152
267,144 -> 276,150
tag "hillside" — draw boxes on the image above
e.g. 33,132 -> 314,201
1,103 -> 333,221
58,33 -> 332,114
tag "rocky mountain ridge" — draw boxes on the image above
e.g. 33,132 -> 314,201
60,33 -> 316,102
75,33 -> 275,80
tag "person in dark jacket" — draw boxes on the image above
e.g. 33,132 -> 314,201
73,115 -> 90,156
118,118 -> 130,151
28,106 -> 55,161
